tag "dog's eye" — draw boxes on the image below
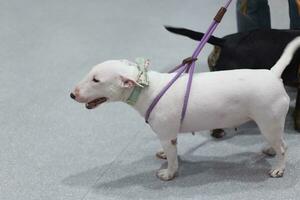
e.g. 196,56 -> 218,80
92,77 -> 100,83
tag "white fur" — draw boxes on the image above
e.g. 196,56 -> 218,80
72,37 -> 300,181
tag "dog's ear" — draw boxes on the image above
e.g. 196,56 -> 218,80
119,76 -> 142,88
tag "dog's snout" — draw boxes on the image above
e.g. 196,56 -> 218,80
70,93 -> 76,99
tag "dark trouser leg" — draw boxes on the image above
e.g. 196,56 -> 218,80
289,0 -> 300,29
295,87 -> 300,131
289,1 -> 300,130
295,64 -> 300,131
236,0 -> 271,32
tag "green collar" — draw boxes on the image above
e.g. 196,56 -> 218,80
126,58 -> 150,105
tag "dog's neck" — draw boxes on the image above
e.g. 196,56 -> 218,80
120,66 -> 166,119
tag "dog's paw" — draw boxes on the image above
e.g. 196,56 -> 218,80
269,168 -> 284,178
156,169 -> 176,181
156,151 -> 167,160
262,147 -> 276,157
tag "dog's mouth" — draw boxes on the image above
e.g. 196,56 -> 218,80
85,97 -> 107,109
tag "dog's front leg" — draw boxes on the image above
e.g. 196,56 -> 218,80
156,138 -> 178,181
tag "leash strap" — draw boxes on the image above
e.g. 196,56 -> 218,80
145,0 -> 233,125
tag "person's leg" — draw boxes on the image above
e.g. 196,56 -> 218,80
236,0 -> 271,32
289,1 -> 300,131
288,0 -> 300,29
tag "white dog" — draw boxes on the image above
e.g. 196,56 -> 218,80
71,37 -> 300,181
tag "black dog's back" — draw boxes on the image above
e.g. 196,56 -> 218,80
166,27 -> 300,85
220,29 -> 300,69
219,29 -> 300,85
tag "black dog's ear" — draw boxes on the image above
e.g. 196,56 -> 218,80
164,26 -> 225,47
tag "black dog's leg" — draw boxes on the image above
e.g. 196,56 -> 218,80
211,129 -> 226,139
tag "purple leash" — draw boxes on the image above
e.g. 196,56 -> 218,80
145,0 -> 233,126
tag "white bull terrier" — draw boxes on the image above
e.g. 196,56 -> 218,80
71,37 -> 300,181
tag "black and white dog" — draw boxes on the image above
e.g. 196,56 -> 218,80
166,26 -> 300,138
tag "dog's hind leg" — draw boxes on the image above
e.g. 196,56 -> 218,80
256,110 -> 288,178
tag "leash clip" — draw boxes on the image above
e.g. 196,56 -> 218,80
182,57 -> 198,73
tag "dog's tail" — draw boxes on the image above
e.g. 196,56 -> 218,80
165,26 -> 225,46
271,36 -> 300,78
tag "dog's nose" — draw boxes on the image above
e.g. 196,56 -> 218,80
70,93 -> 76,99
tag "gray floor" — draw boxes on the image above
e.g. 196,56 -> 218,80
1,0 -> 300,199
